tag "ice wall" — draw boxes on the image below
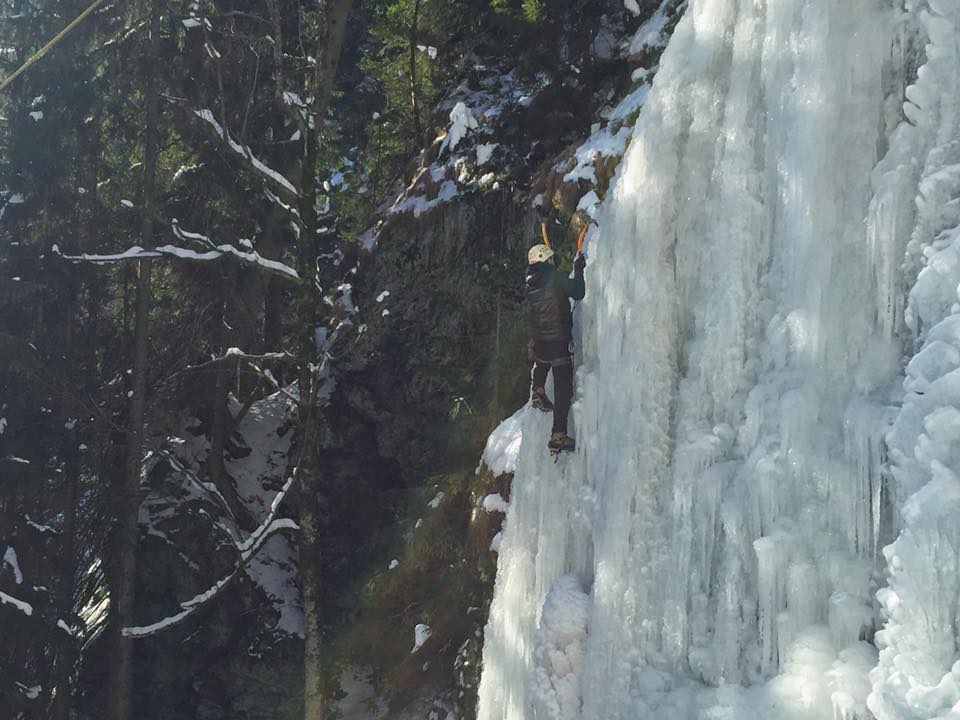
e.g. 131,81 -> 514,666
868,2 -> 960,717
478,1 -> 960,719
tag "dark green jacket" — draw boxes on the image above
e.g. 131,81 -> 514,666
525,262 -> 585,343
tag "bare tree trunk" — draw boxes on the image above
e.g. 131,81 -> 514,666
107,258 -> 152,720
297,85 -> 327,720
408,0 -> 423,148
52,418 -> 80,720
266,0 -> 284,104
297,123 -> 325,719
106,0 -> 159,717
295,399 -> 323,719
295,4 -> 352,718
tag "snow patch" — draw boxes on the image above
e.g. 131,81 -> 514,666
476,142 -> 498,165
3,546 -> 23,584
482,494 -> 509,515
440,102 -> 478,154
627,0 -> 674,55
576,191 -> 600,218
412,623 -> 432,653
481,410 -> 523,476
563,126 -> 631,185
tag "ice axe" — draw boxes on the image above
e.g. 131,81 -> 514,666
540,222 -> 551,248
576,216 -> 598,256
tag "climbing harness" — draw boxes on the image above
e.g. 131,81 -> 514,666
0,0 -> 106,94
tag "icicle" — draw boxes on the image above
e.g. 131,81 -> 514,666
787,560 -> 821,629
828,592 -> 872,652
754,532 -> 791,676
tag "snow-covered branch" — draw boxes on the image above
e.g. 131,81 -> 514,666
152,449 -> 242,536
193,108 -> 299,197
53,222 -> 300,283
122,477 -> 298,638
0,590 -> 33,616
170,221 -> 300,281
183,347 -> 295,373
264,187 -> 303,226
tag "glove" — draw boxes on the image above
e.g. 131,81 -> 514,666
574,253 -> 586,273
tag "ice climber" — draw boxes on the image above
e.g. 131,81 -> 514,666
526,241 -> 586,453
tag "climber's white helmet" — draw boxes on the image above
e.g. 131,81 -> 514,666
528,244 -> 555,265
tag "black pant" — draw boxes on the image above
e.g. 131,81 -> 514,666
532,340 -> 573,435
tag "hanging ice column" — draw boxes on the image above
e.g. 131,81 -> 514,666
868,1 -> 960,718
475,0 -> 936,717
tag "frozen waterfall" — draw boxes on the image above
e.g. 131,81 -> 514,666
477,1 -> 960,719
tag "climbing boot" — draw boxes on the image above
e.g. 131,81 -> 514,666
548,432 -> 575,453
531,387 -> 554,413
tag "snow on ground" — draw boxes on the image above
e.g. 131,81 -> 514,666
562,127 -> 632,185
626,0 -> 677,55
482,494 -> 510,515
481,409 -> 524,476
440,102 -> 478,155
226,390 -> 295,517
476,143 -> 498,165
225,390 -> 303,636
412,623 -> 432,653
576,191 -> 600,218
245,533 -> 303,637
390,179 -> 460,218
336,668 -> 388,720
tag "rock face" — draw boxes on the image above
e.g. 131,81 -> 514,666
346,0 -> 666,479
350,188 -> 533,471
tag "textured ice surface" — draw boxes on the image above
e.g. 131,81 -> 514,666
477,1 -> 960,719
528,575 -> 590,720
869,4 -> 960,717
